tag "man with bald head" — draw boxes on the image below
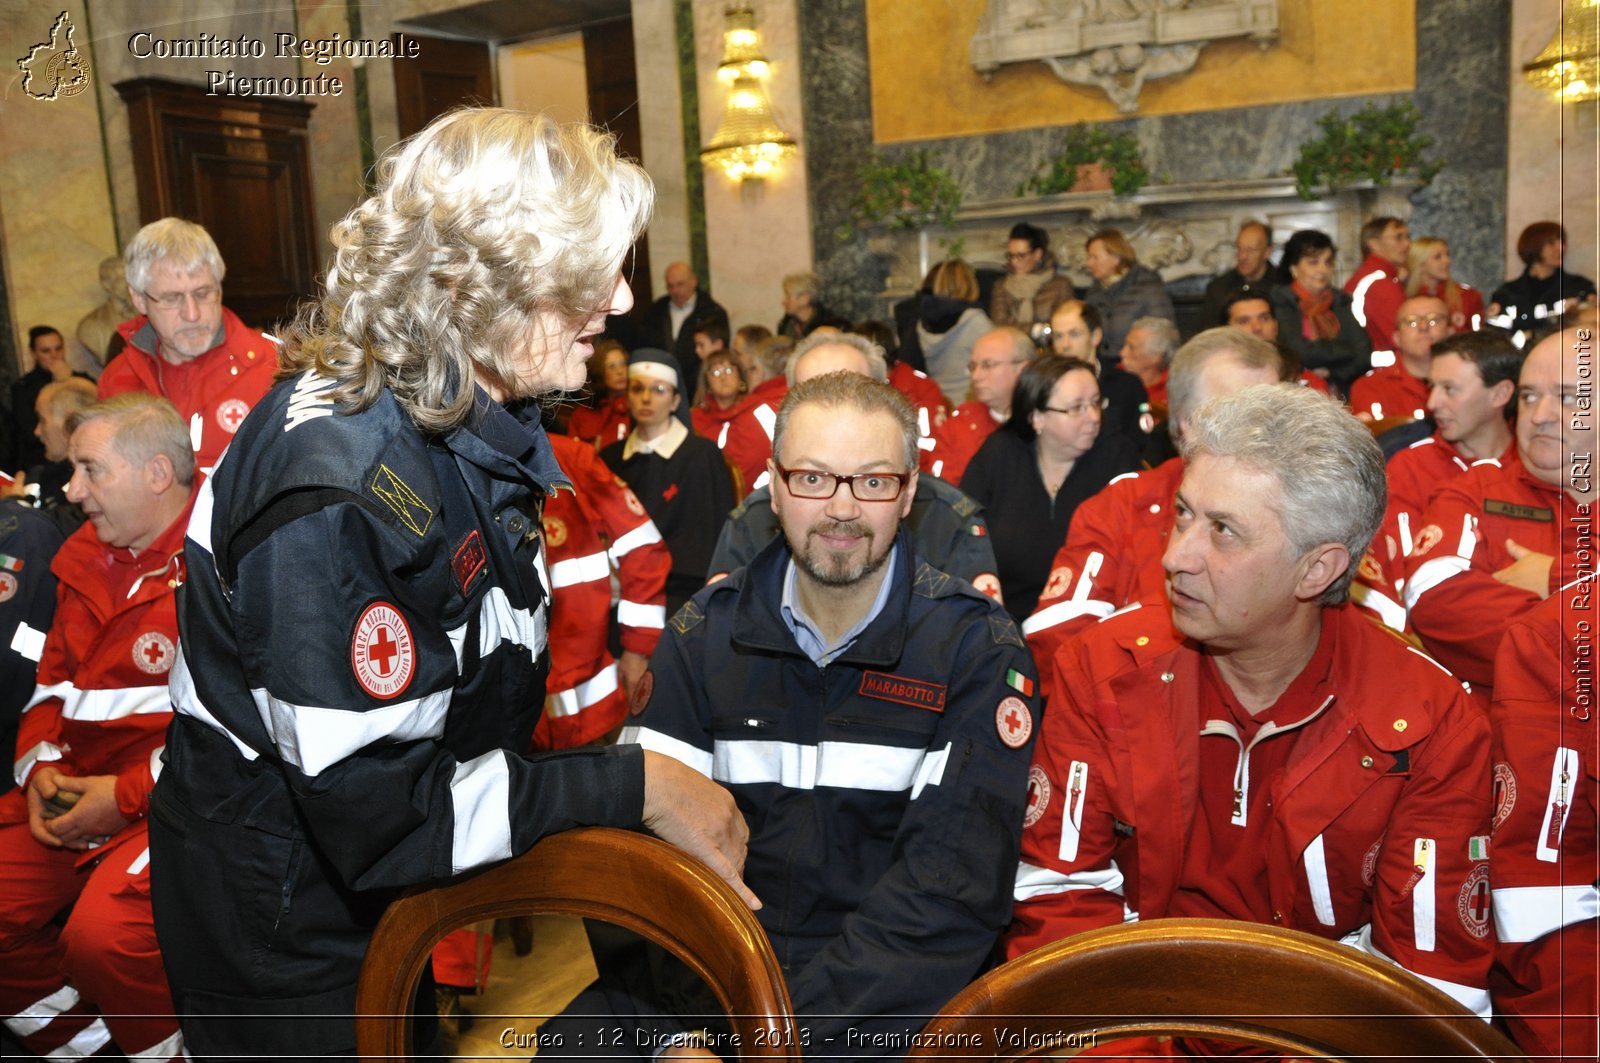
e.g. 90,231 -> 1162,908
1201,221 -> 1283,327
1349,293 -> 1451,423
920,327 -> 1036,485
1022,327 -> 1283,689
642,260 -> 728,397
1405,327 -> 1596,701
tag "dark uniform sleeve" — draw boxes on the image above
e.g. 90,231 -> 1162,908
212,494 -> 644,891
0,502 -> 64,761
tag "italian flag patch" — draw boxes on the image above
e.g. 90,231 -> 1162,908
0,553 -> 21,572
1468,835 -> 1489,861
1005,668 -> 1034,698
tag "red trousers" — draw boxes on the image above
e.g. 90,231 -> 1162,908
432,925 -> 493,992
0,821 -> 182,1060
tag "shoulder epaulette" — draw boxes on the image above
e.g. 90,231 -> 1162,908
669,597 -> 707,635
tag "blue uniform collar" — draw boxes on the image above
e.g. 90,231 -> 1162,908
449,389 -> 570,495
736,526 -> 915,666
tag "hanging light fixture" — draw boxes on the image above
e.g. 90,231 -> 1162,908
1523,0 -> 1600,103
701,4 -> 796,182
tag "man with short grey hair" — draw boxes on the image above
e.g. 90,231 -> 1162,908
919,326 -> 1037,485
1024,327 -> 1281,672
99,217 -> 278,472
1008,383 -> 1495,1052
0,393 -> 196,1062
1116,316 -> 1180,408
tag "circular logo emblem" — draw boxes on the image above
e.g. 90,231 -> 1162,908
1457,865 -> 1492,939
1361,837 -> 1383,886
621,484 -> 645,517
1492,762 -> 1518,832
132,631 -> 176,675
351,603 -> 415,700
0,571 -> 16,603
972,572 -> 1002,600
1041,565 -> 1074,601
995,696 -> 1032,749
542,515 -> 568,549
1023,765 -> 1051,828
216,398 -> 251,435
1411,524 -> 1444,559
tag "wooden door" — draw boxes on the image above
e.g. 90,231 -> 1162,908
115,78 -> 318,331
393,34 -> 495,140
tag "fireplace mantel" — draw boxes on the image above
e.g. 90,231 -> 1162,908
870,176 -> 1420,304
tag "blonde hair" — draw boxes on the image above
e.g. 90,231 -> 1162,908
924,259 -> 979,302
1404,236 -> 1462,300
279,108 -> 653,433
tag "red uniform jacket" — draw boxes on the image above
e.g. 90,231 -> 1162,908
1489,584 -> 1599,1060
1350,360 -> 1430,422
1404,452 -> 1584,698
691,399 -> 743,446
920,401 -> 1000,486
1007,601 -> 1494,1017
1355,436 -> 1516,629
5,490 -> 197,835
1344,254 -> 1407,352
104,309 -> 278,472
719,376 -> 788,493
1022,457 -> 1185,699
887,361 -> 949,440
566,394 -> 631,451
536,435 -> 670,750
1416,280 -> 1486,333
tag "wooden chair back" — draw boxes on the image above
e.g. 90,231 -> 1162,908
355,826 -> 796,1062
907,918 -> 1523,1062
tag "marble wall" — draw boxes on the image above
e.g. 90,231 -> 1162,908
1507,0 -> 1598,288
1,0 -> 123,375
803,0 -> 1512,322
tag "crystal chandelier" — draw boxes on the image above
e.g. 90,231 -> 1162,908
701,5 -> 796,181
1523,0 -> 1600,103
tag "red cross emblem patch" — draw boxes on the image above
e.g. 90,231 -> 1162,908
132,631 -> 176,675
352,602 -> 415,700
1023,765 -> 1051,827
216,398 -> 251,434
0,571 -> 15,603
996,695 -> 1032,749
1457,865 -> 1491,938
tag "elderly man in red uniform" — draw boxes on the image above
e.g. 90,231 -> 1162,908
1009,384 -> 1494,1056
1405,327 -> 1593,702
0,394 -> 196,1061
1349,293 -> 1451,423
1489,583 -> 1599,1060
1022,328 -> 1281,694
99,218 -> 278,473
919,327 -> 1035,485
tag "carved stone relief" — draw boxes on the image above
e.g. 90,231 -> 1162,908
970,0 -> 1280,113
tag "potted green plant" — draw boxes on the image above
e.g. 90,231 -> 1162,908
841,149 -> 962,236
1290,99 -> 1444,200
1018,124 -> 1149,198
